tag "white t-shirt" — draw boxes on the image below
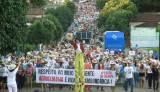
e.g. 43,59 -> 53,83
50,59 -> 56,68
76,43 -> 82,53
124,66 -> 134,79
6,67 -> 18,85
63,62 -> 69,69
146,65 -> 152,74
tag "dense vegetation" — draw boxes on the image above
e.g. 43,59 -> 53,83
0,0 -> 76,55
132,0 -> 160,12
96,0 -> 107,10
0,0 -> 28,54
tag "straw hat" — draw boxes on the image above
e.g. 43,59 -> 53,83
38,52 -> 44,57
48,54 -> 53,58
36,56 -> 42,59
8,64 -> 16,70
27,52 -> 32,56
66,32 -> 74,41
30,59 -> 35,62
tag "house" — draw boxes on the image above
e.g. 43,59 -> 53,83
27,7 -> 44,23
48,0 -> 73,5
130,12 -> 160,48
26,0 -> 74,23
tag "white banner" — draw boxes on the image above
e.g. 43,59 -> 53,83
36,68 -> 116,86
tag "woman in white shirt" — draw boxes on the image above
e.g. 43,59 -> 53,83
6,62 -> 21,92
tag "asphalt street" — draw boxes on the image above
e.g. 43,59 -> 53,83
2,86 -> 158,92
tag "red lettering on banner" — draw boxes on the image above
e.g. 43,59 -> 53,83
39,76 -> 63,82
100,72 -> 113,78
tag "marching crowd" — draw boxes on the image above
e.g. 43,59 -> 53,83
0,1 -> 159,92
0,41 -> 159,92
68,1 -> 99,33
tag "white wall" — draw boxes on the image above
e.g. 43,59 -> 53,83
131,27 -> 159,48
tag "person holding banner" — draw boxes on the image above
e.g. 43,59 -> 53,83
84,58 -> 93,91
96,59 -> 104,91
110,61 -> 117,92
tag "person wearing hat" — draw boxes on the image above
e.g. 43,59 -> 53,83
124,60 -> 134,92
5,62 -> 21,92
109,60 -> 118,92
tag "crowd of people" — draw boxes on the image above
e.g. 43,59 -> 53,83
0,40 -> 159,92
68,1 -> 99,33
0,1 -> 159,92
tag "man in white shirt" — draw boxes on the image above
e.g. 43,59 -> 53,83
6,62 -> 21,92
124,60 -> 134,92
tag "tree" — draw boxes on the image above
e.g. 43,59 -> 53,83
72,0 -> 79,2
27,18 -> 57,45
102,10 -> 130,32
64,0 -> 76,13
45,5 -> 74,32
44,14 -> 64,42
156,25 -> 160,32
97,0 -> 137,31
96,0 -> 107,10
0,0 -> 28,55
29,0 -> 46,7
101,0 -> 137,16
132,0 -> 160,12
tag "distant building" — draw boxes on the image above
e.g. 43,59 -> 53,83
27,7 -> 43,22
26,0 -> 74,22
130,12 -> 160,48
48,0 -> 65,5
48,0 -> 73,5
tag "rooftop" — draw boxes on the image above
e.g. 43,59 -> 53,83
135,22 -> 159,27
27,7 -> 43,22
27,7 -> 43,15
131,12 -> 160,22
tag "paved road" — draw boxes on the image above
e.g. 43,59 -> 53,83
2,86 -> 158,92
